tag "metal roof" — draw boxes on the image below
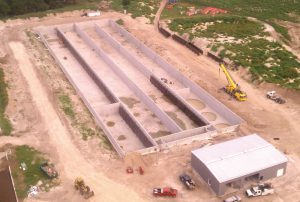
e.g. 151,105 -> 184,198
192,134 -> 288,183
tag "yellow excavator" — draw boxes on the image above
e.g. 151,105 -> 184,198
219,63 -> 247,101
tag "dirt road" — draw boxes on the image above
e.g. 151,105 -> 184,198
153,0 -> 168,28
0,10 -> 299,202
9,41 -> 144,202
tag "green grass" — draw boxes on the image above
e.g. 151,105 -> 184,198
1,0 -> 101,20
163,0 -> 300,42
110,0 -> 160,23
178,0 -> 300,22
166,11 -> 300,89
266,21 -> 291,42
116,18 -> 124,25
12,145 -> 49,199
0,67 -> 12,135
79,125 -> 95,141
58,94 -> 75,120
169,15 -> 266,39
220,39 -> 300,89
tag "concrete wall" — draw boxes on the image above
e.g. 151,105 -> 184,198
42,29 -> 125,157
150,75 -> 208,127
119,104 -> 157,147
94,24 -> 153,79
109,20 -> 243,126
56,28 -> 119,103
74,24 -> 182,134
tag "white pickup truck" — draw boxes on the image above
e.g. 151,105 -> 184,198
246,183 -> 274,197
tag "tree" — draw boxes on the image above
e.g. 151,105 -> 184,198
0,0 -> 10,17
122,0 -> 130,9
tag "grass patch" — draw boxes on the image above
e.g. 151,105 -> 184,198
266,21 -> 291,41
168,14 -> 300,89
220,39 -> 300,89
11,145 -> 55,199
79,125 -> 96,141
99,134 -> 113,150
58,94 -> 75,120
110,0 -> 160,23
176,0 -> 300,22
116,18 -> 124,25
169,15 -> 266,39
0,68 -> 12,135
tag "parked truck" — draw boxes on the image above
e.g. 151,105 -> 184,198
246,183 -> 274,197
266,91 -> 285,104
179,174 -> 196,190
153,187 -> 177,197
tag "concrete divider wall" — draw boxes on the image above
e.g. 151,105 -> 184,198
119,104 -> 157,147
109,21 -> 243,125
157,126 -> 208,142
94,24 -> 153,79
75,24 -> 182,134
161,130 -> 217,147
109,20 -> 159,62
56,28 -> 119,103
40,29 -> 125,157
137,146 -> 160,155
150,75 -> 208,127
73,24 -> 161,148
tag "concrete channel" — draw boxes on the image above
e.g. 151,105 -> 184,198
36,19 -> 243,157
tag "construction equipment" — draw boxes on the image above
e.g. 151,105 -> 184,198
246,183 -> 274,197
138,166 -> 144,175
179,174 -> 195,190
219,63 -> 247,101
126,166 -> 133,174
40,162 -> 58,179
153,187 -> 177,197
224,195 -> 242,202
74,177 -> 94,199
266,91 -> 285,104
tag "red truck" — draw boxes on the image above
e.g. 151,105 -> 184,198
153,187 -> 177,197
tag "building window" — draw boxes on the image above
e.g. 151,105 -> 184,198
208,179 -> 211,185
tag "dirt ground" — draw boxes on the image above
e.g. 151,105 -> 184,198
0,9 -> 299,202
